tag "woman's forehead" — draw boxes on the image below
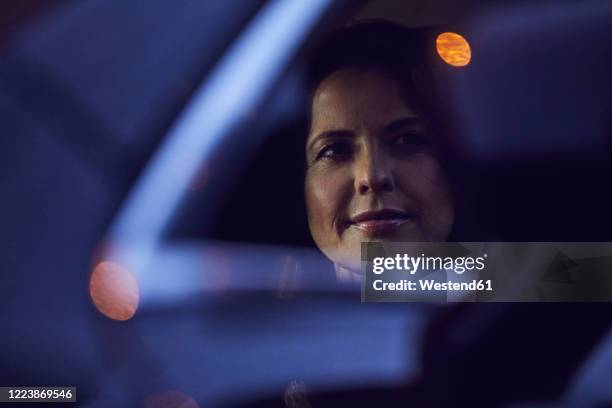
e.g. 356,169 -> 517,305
309,68 -> 419,135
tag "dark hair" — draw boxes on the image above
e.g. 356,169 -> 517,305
302,19 -> 436,134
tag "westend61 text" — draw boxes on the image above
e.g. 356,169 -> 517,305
373,279 -> 493,292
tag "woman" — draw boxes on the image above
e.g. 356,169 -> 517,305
302,20 -> 455,282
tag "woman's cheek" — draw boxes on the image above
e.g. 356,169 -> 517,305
306,167 -> 340,225
398,154 -> 447,199
305,165 -> 351,241
398,155 -> 454,239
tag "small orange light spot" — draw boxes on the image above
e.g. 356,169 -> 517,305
436,32 -> 471,67
90,261 -> 139,321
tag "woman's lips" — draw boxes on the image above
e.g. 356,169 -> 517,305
349,209 -> 415,236
352,218 -> 412,235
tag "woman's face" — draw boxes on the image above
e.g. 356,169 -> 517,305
304,68 -> 454,271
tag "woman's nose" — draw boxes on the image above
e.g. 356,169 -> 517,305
354,147 -> 394,195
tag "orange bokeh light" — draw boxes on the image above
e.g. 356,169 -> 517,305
90,261 -> 139,321
436,32 -> 471,67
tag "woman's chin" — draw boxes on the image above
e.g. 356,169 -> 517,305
324,221 -> 446,277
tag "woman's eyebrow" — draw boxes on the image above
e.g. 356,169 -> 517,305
307,129 -> 353,151
383,117 -> 423,133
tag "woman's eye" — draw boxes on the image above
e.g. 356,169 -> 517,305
316,142 -> 352,161
392,133 -> 428,150
394,133 -> 422,145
